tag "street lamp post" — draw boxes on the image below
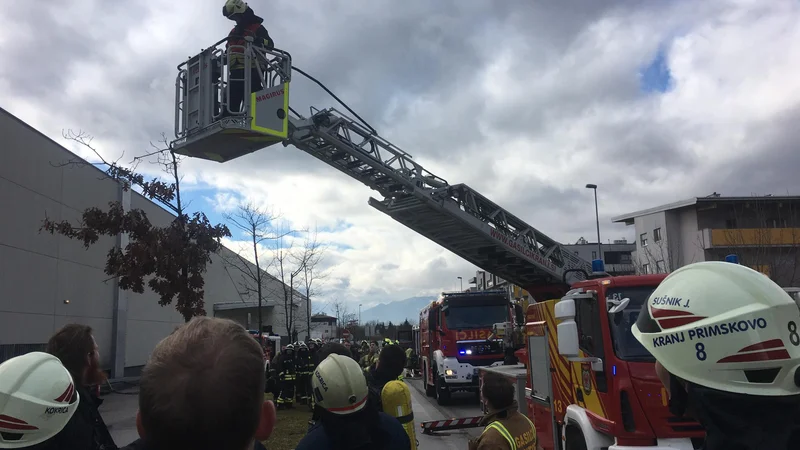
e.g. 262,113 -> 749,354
359,304 -> 362,325
457,276 -> 463,291
585,184 -> 602,260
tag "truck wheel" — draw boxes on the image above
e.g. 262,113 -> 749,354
564,425 -> 588,450
435,371 -> 451,406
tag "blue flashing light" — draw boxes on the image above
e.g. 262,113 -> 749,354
725,254 -> 739,264
459,350 -> 466,355
592,259 -> 605,273
612,365 -> 617,376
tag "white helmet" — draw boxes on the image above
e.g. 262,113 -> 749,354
222,0 -> 247,18
0,352 -> 79,448
632,261 -> 800,396
312,354 -> 368,415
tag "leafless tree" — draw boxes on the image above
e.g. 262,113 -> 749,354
293,227 -> 329,340
331,298 -> 357,339
271,222 -> 314,339
222,203 -> 289,338
712,198 -> 800,286
633,237 -> 685,275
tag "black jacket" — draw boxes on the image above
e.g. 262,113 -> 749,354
29,385 -> 117,450
119,439 -> 267,450
365,366 -> 396,412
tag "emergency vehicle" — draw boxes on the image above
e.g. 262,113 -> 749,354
522,262 -> 704,450
419,290 -> 515,405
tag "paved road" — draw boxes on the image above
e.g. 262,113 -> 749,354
406,377 -> 484,449
102,378 -> 485,449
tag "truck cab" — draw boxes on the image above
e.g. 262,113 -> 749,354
420,290 -> 512,405
526,271 -> 705,450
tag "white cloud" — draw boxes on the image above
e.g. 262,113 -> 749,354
3,0 -> 800,312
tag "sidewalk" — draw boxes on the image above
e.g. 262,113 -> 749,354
99,387 -> 140,447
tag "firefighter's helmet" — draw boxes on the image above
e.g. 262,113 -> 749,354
284,344 -> 295,353
0,352 -> 79,448
312,354 -> 368,415
632,261 -> 800,396
222,0 -> 247,18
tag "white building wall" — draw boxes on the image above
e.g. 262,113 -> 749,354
633,211 -> 668,273
0,107 -> 304,375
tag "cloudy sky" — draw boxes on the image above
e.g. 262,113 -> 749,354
2,0 -> 799,312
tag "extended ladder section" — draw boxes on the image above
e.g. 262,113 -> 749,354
172,40 -> 593,292
287,108 -> 592,289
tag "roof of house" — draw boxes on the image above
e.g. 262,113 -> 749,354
611,195 -> 800,225
311,314 -> 337,321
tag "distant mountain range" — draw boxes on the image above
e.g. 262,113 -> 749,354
360,296 -> 436,325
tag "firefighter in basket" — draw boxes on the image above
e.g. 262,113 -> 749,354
275,344 -> 296,409
631,261 -> 800,450
221,0 -> 275,117
469,371 -> 539,450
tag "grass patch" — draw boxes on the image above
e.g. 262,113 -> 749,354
262,394 -> 313,450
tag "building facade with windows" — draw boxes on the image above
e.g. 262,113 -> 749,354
563,238 -> 636,275
611,194 -> 800,286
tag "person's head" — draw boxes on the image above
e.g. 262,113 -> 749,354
47,324 -> 105,386
318,342 -> 352,361
312,354 -> 368,416
222,0 -> 250,23
369,341 -> 378,353
632,261 -> 800,443
376,344 -> 406,379
136,317 -> 276,450
0,352 -> 78,448
633,261 -> 800,397
481,371 -> 515,411
284,343 -> 295,357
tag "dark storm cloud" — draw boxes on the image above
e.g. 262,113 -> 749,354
713,106 -> 800,197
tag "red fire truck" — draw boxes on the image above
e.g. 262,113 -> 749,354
419,290 -> 519,405
477,266 -> 706,450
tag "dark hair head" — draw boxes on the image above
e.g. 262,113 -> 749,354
481,371 -> 515,410
138,317 -> 265,450
47,324 -> 102,385
377,344 -> 406,379
318,342 -> 352,361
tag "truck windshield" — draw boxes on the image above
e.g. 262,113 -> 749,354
445,304 -> 508,330
606,286 -> 657,361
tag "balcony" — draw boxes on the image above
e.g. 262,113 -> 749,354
701,228 -> 800,248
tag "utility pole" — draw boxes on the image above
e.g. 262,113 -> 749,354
457,276 -> 463,291
585,184 -> 602,260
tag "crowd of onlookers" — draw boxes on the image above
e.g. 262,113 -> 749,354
0,318 -> 419,450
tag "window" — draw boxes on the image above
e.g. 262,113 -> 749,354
653,227 -> 662,242
656,260 -> 666,273
574,295 -> 607,392
642,263 -> 650,274
766,218 -> 786,228
592,251 -> 597,259
640,233 -> 648,246
620,253 -> 632,264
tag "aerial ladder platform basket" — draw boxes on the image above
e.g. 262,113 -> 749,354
172,36 -> 291,163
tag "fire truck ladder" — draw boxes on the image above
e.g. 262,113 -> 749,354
171,41 -> 593,290
286,107 -> 592,288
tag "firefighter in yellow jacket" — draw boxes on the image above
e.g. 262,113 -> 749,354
469,371 -> 542,450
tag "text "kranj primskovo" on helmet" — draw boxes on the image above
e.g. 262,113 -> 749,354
652,317 -> 769,348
